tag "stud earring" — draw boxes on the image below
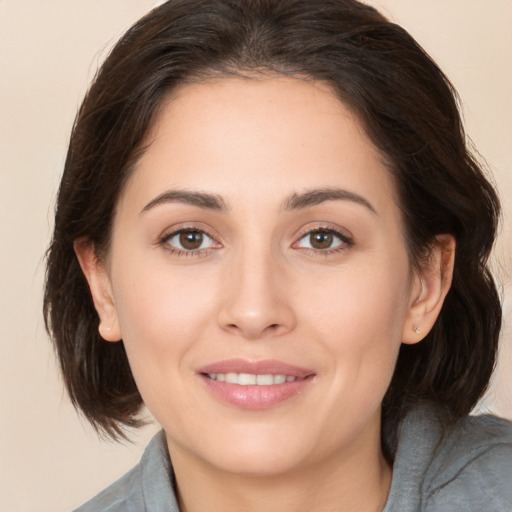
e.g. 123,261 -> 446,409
414,326 -> 421,334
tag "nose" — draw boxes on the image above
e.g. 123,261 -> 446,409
217,248 -> 297,340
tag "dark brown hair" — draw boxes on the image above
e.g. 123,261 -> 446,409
44,0 -> 501,455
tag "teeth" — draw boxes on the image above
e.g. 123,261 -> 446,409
207,372 -> 297,385
256,374 -> 273,385
238,373 -> 256,385
273,374 -> 286,384
226,372 -> 238,384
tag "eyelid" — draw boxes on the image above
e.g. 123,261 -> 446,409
156,222 -> 353,257
295,223 -> 353,241
292,224 -> 354,252
158,224 -> 223,255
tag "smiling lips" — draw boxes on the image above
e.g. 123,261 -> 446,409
198,359 -> 315,409
208,373 -> 298,385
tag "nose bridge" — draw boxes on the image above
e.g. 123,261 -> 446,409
217,237 -> 295,339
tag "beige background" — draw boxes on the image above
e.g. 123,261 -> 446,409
0,1 -> 510,511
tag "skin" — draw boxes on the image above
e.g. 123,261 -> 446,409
76,76 -> 455,512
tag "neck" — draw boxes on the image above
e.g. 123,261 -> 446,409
167,431 -> 392,512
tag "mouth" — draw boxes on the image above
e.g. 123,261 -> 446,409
197,359 -> 315,409
204,372 -> 300,385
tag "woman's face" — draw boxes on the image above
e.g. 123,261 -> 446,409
94,77 -> 426,475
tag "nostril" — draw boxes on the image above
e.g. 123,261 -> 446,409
265,324 -> 281,333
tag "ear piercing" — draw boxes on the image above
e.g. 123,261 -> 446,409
414,326 -> 421,334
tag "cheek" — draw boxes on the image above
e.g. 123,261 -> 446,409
109,263 -> 221,426
301,256 -> 410,394
303,259 -> 410,342
110,256 -> 217,371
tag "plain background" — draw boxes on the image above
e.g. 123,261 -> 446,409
0,1 -> 511,511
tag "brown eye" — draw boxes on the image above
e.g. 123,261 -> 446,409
165,229 -> 215,252
309,230 -> 334,249
179,230 -> 204,250
296,228 -> 350,252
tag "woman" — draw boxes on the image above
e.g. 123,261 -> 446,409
44,0 -> 512,510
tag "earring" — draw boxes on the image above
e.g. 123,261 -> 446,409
414,326 -> 421,334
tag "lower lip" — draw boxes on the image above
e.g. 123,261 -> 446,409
200,375 -> 312,410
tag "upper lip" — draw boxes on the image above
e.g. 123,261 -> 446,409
197,359 -> 315,378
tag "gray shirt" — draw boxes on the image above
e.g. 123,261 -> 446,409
75,404 -> 512,511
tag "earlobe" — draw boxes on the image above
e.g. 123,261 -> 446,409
73,238 -> 122,342
402,235 -> 456,344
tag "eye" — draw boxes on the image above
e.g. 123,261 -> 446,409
163,228 -> 217,253
295,228 -> 352,252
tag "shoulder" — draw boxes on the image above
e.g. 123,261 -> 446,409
424,412 -> 512,511
73,431 -> 179,512
385,404 -> 512,512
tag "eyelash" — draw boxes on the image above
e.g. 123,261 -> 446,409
159,225 -> 219,257
294,225 -> 354,256
159,225 -> 354,258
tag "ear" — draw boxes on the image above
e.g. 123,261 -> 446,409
402,234 -> 456,344
74,238 -> 122,342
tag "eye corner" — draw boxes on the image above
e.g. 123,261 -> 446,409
292,225 -> 354,255
159,225 -> 222,257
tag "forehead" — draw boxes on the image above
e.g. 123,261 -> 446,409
122,76 -> 398,216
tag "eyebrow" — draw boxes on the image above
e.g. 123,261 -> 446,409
141,189 -> 228,214
140,187 -> 376,215
283,188 -> 377,214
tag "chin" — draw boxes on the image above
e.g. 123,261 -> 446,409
171,422 -> 315,477
208,445 -> 309,477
